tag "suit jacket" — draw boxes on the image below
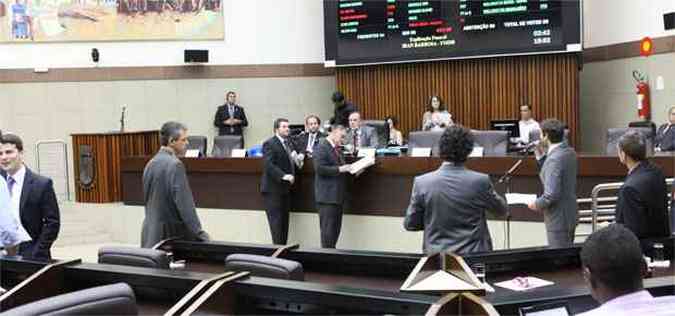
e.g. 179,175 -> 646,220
4,168 -> 60,260
330,102 -> 358,127
292,131 -> 326,154
141,148 -> 209,248
534,143 -> 578,233
261,136 -> 295,194
404,163 -> 508,255
214,103 -> 249,136
345,126 -> 379,149
655,124 -> 675,151
314,139 -> 346,205
615,162 -> 671,239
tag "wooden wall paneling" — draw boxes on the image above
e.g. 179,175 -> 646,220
335,54 -> 580,147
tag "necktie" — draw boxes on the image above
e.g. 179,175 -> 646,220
307,134 -> 315,152
353,129 -> 359,149
6,176 -> 15,197
228,105 -> 235,133
282,139 -> 295,173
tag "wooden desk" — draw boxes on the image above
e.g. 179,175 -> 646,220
72,131 -> 160,203
121,154 -> 674,222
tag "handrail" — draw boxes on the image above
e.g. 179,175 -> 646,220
586,178 -> 674,233
35,139 -> 71,201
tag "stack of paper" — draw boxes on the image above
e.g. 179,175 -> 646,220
350,156 -> 375,175
505,193 -> 537,206
494,277 -> 554,291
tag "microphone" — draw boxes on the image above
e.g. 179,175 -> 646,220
520,140 -> 540,153
120,105 -> 127,133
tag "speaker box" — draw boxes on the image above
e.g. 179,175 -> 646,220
665,12 -> 675,30
184,50 -> 209,63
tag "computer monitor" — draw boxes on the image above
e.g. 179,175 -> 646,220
490,120 -> 520,138
519,301 -> 571,316
289,124 -> 305,136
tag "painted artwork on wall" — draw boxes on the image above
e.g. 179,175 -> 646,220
0,0 -> 223,42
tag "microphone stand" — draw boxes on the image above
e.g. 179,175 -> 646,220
498,151 -> 528,249
120,106 -> 126,133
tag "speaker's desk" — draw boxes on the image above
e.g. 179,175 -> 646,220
121,154 -> 674,222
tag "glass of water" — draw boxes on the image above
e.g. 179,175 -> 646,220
653,243 -> 665,263
472,263 -> 487,284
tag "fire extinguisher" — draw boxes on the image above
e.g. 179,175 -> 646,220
633,70 -> 651,120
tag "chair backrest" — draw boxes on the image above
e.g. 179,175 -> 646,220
408,131 -> 444,156
2,283 -> 137,316
362,120 -> 389,148
472,130 -> 509,156
605,127 -> 654,155
224,254 -> 304,281
628,120 -> 657,136
98,246 -> 170,269
186,136 -> 208,157
212,135 -> 243,158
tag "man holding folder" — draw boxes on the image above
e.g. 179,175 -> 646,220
313,124 -> 352,248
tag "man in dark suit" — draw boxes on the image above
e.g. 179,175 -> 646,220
329,91 -> 358,127
261,118 -> 298,245
404,125 -> 508,255
614,131 -> 670,239
214,91 -> 249,145
314,124 -> 352,248
529,119 -> 578,248
344,111 -> 380,150
292,115 -> 326,157
0,133 -> 60,261
141,122 -> 210,248
655,106 -> 675,152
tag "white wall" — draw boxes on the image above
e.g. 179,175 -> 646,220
584,0 -> 675,48
0,0 -> 326,69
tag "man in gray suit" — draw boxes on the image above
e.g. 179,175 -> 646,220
344,112 -> 379,151
141,122 -> 210,248
314,124 -> 352,248
404,125 -> 508,255
529,119 -> 578,248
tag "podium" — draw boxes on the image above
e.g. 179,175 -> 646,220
72,131 -> 160,203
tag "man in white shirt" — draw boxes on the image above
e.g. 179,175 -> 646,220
0,133 -> 59,260
577,224 -> 675,316
517,104 -> 541,144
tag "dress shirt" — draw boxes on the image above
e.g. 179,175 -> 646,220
518,119 -> 541,143
4,165 -> 31,243
577,290 -> 675,316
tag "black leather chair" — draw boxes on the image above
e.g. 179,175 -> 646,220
408,131 -> 444,156
629,120 -> 657,136
186,136 -> 208,157
98,246 -> 170,269
1,283 -> 137,316
605,127 -> 654,155
472,130 -> 509,156
362,120 -> 389,148
224,254 -> 304,281
212,135 -> 244,158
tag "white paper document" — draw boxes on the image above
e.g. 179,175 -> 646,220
494,277 -> 554,291
411,147 -> 432,157
469,146 -> 484,157
231,149 -> 247,158
357,148 -> 376,158
506,193 -> 537,206
350,156 -> 375,175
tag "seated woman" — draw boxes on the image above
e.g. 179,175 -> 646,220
422,95 -> 453,131
386,116 -> 404,146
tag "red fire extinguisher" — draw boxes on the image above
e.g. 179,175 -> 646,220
633,70 -> 651,120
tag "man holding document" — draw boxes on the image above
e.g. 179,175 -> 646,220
313,124 -> 356,248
